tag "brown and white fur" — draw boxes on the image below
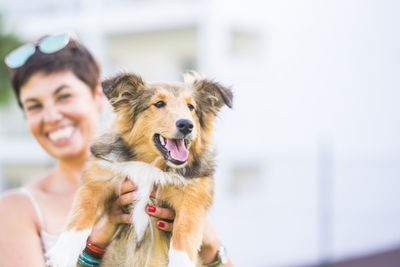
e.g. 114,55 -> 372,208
46,72 -> 233,267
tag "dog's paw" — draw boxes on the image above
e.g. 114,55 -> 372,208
168,247 -> 196,267
46,228 -> 92,267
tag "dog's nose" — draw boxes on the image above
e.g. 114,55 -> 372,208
176,119 -> 193,135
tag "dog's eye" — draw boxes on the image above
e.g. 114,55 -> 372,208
154,101 -> 166,108
187,104 -> 194,111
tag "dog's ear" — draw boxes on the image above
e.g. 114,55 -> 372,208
102,73 -> 145,101
194,79 -> 233,110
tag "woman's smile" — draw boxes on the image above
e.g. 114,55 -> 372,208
47,125 -> 77,146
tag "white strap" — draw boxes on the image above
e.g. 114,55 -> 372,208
20,187 -> 45,230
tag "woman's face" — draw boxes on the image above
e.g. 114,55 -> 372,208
19,71 -> 104,162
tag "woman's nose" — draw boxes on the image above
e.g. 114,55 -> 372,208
42,104 -> 63,123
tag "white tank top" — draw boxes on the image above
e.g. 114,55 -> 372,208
20,188 -> 59,258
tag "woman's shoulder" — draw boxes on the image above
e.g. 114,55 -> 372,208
0,188 -> 30,211
0,188 -> 38,229
0,172 -> 53,219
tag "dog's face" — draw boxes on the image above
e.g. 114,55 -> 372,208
128,82 -> 199,168
101,72 -> 232,170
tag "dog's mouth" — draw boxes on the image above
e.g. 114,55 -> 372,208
154,134 -> 190,166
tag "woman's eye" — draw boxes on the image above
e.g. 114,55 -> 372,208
154,101 -> 166,108
26,104 -> 42,111
58,94 -> 71,101
187,104 -> 194,111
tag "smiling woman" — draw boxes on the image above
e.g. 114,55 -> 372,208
20,71 -> 103,161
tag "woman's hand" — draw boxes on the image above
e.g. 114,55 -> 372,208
88,179 -> 175,247
145,188 -> 175,231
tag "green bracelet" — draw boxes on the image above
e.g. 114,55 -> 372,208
207,246 -> 228,267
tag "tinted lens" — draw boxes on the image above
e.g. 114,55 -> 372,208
4,44 -> 36,69
38,33 -> 70,54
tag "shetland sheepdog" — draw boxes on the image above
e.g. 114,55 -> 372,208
47,72 -> 232,267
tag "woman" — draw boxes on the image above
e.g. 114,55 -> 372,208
0,33 -> 231,266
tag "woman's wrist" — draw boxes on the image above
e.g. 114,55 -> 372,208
79,217 -> 116,266
78,240 -> 106,267
199,237 -> 221,265
88,215 -> 118,248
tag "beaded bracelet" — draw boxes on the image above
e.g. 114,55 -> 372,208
86,240 -> 106,255
78,240 -> 105,267
78,254 -> 99,267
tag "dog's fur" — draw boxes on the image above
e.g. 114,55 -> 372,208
46,72 -> 232,267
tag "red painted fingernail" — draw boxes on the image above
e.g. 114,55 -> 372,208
147,206 -> 156,213
157,221 -> 165,228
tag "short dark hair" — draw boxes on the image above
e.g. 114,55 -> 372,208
9,38 -> 100,108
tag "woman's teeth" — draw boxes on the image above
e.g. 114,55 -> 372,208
48,126 -> 74,142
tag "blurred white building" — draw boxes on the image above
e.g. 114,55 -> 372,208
1,0 -> 400,266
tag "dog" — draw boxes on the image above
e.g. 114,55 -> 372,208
47,72 -> 233,267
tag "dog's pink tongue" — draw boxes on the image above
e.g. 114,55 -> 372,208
165,139 -> 189,162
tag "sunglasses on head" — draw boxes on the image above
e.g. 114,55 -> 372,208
4,32 -> 76,69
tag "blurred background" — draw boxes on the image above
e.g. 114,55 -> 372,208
0,0 -> 399,266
